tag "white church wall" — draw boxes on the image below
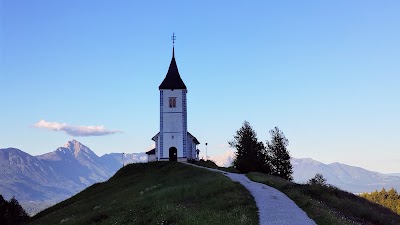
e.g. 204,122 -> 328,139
162,133 -> 184,158
148,154 -> 157,162
163,113 -> 183,132
155,137 -> 159,161
191,142 -> 196,160
159,89 -> 187,160
186,138 -> 191,160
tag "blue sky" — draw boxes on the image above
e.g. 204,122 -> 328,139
1,1 -> 399,173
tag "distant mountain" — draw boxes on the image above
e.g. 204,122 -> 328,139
0,140 -> 148,215
210,151 -> 400,193
0,148 -> 72,202
36,140 -> 113,186
388,173 -> 400,177
100,152 -> 148,173
209,151 -> 235,167
291,158 -> 400,193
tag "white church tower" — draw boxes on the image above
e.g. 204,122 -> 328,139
148,35 -> 199,162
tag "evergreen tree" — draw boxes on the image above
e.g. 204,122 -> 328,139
379,188 -> 388,205
360,188 -> 400,215
387,188 -> 398,210
7,196 -> 28,225
0,195 -> 6,225
266,127 -> 293,180
229,121 -> 270,173
370,190 -> 380,203
0,195 -> 29,225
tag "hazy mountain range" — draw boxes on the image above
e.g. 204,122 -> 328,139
0,140 -> 146,215
210,151 -> 400,193
291,158 -> 400,193
1,140 -> 399,215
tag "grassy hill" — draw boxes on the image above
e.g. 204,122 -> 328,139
28,162 -> 258,225
193,160 -> 400,225
28,160 -> 400,225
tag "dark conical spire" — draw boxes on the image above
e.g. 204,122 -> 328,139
159,44 -> 187,90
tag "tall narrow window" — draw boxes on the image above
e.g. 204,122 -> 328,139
169,97 -> 177,108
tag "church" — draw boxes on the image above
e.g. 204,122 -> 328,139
146,40 -> 200,162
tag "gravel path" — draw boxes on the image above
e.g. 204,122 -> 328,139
184,163 -> 317,225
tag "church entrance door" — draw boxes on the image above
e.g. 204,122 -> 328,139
169,147 -> 177,161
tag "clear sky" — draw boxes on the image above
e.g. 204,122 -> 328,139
1,1 -> 399,173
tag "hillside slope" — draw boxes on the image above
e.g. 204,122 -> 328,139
194,160 -> 400,225
28,162 -> 258,225
248,172 -> 400,225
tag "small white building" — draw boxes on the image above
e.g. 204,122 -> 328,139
146,45 -> 200,162
146,148 -> 157,162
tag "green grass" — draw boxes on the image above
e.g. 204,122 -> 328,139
191,160 -> 238,173
28,162 -> 258,225
247,172 -> 400,225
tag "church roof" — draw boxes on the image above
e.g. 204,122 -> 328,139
146,148 -> 155,155
188,132 -> 200,145
151,133 -> 159,141
159,47 -> 187,90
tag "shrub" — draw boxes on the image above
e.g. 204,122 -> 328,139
308,173 -> 327,186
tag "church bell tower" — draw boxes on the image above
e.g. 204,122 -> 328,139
149,34 -> 199,162
157,35 -> 188,161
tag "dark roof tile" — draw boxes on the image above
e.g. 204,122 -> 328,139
159,47 -> 187,90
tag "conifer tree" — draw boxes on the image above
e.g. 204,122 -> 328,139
0,195 -> 6,225
387,188 -> 398,209
7,196 -> 28,225
229,121 -> 270,173
359,188 -> 400,215
266,127 -> 293,180
0,195 -> 29,225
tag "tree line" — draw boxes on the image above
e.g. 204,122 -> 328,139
0,194 -> 29,225
360,188 -> 400,215
229,121 -> 293,180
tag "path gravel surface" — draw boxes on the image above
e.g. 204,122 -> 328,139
184,163 -> 317,225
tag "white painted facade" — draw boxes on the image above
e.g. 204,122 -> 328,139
147,154 -> 156,162
187,133 -> 199,160
158,89 -> 187,160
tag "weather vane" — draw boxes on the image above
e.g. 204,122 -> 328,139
171,32 -> 176,45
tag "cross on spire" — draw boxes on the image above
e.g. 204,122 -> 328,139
171,32 -> 176,45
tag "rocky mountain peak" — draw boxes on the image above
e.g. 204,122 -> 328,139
63,139 -> 91,156
64,139 -> 81,149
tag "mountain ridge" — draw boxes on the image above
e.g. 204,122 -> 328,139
292,157 -> 400,193
210,151 -> 400,193
0,140 -> 147,215
1,141 -> 399,215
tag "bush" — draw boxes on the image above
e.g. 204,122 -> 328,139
308,173 -> 327,186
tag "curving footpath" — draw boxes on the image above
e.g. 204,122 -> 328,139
184,163 -> 317,225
